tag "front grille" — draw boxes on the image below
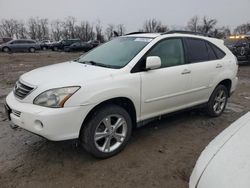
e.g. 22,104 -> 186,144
12,109 -> 21,117
14,80 -> 34,99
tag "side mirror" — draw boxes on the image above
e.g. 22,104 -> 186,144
145,56 -> 161,70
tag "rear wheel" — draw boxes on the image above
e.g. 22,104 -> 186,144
80,105 -> 132,158
207,85 -> 228,117
29,47 -> 35,53
53,46 -> 58,51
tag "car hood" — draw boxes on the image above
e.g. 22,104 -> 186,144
20,61 -> 115,88
190,112 -> 250,188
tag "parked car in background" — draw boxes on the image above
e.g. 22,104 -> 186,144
0,37 -> 13,45
88,40 -> 100,48
224,34 -> 250,63
49,39 -> 81,51
40,40 -> 53,50
64,42 -> 94,52
5,31 -> 238,158
0,39 -> 41,53
190,112 -> 250,188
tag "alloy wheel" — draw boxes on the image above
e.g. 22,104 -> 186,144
94,114 -> 127,153
213,89 -> 226,114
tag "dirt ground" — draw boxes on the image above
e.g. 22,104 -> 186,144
0,52 -> 250,188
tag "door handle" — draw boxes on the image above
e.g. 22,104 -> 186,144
181,69 -> 191,75
216,64 -> 222,68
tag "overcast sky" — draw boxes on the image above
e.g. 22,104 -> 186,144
0,0 -> 249,32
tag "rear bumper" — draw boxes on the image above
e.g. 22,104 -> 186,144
6,92 -> 94,141
236,55 -> 250,62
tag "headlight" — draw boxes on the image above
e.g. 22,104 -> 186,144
33,86 -> 80,108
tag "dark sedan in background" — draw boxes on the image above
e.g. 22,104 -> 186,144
0,39 -> 41,53
49,39 -> 81,51
64,41 -> 94,52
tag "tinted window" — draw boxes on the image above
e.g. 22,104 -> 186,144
19,40 -> 28,44
210,43 -> 225,59
206,42 -> 217,61
186,38 -> 209,63
28,40 -> 35,44
147,38 -> 185,68
15,40 -> 24,44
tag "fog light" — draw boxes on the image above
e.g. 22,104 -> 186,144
34,120 -> 43,131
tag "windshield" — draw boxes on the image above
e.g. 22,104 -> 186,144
77,37 -> 152,68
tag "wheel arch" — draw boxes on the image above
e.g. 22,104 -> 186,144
216,79 -> 232,97
80,97 -> 137,135
2,46 -> 10,52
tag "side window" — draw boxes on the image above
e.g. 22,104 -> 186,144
15,40 -> 23,44
210,43 -> 226,59
186,38 -> 209,63
206,42 -> 217,61
147,38 -> 185,68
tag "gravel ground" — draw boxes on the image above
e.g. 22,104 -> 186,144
0,52 -> 250,188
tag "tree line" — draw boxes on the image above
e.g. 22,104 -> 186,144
0,16 -> 249,42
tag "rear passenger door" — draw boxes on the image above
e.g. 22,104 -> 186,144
184,37 -> 226,105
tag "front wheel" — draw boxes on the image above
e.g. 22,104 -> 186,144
207,85 -> 228,117
2,47 -> 10,53
80,105 -> 132,158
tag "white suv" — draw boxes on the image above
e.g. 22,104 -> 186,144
5,31 -> 238,158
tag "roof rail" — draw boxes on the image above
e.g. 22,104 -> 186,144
162,30 -> 212,37
125,32 -> 150,35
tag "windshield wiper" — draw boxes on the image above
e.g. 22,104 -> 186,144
79,60 -> 120,69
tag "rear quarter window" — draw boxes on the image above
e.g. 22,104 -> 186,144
210,43 -> 226,59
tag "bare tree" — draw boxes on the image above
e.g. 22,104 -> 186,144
116,24 -> 126,36
199,16 -> 217,34
95,21 -> 105,42
142,19 -> 168,32
27,17 -> 49,40
105,24 -> 115,40
0,19 -> 17,38
211,27 -> 231,39
61,16 -> 77,39
27,18 -> 37,39
15,21 -> 28,39
187,16 -> 199,32
40,18 -> 49,40
234,23 -> 250,34
75,21 -> 95,41
51,19 -> 63,41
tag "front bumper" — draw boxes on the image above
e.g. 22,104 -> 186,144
6,92 -> 93,141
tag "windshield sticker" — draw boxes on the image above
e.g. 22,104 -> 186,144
134,38 -> 153,42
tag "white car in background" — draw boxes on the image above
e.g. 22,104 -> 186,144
190,112 -> 250,188
5,31 -> 238,158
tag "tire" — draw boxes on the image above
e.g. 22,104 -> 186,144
29,47 -> 35,53
2,47 -> 10,53
42,46 -> 47,51
80,104 -> 132,158
53,46 -> 58,51
207,85 -> 228,117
